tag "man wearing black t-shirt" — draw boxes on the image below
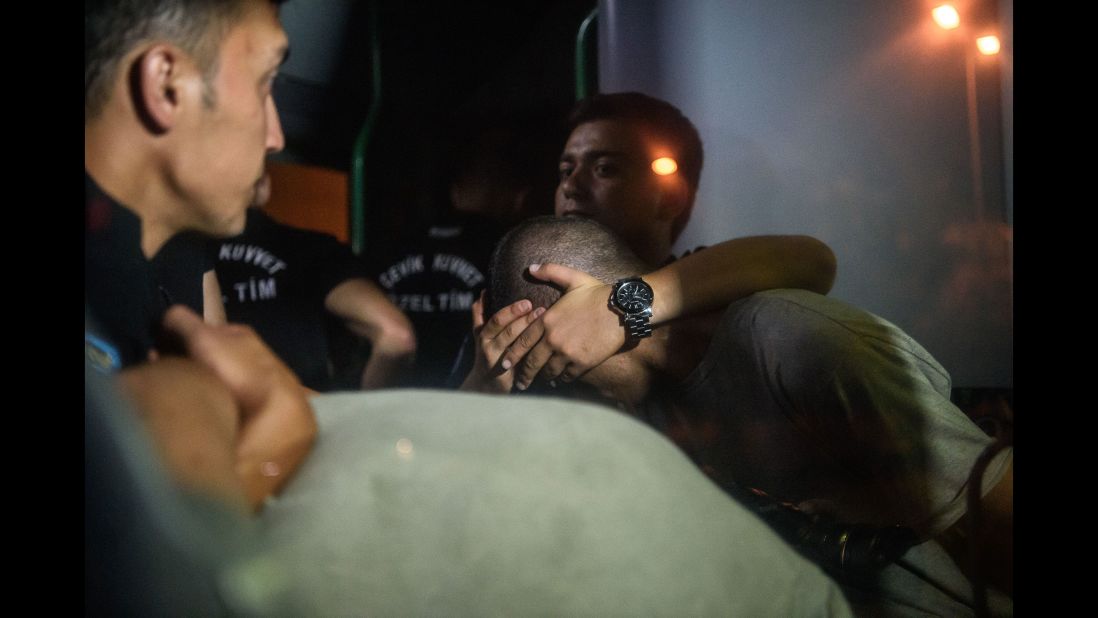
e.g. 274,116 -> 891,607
215,200 -> 415,391
151,231 -> 227,324
370,121 -> 544,387
85,0 -> 317,514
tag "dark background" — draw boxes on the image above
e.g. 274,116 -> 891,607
272,0 -> 597,263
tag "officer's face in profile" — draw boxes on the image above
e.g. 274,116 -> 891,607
172,0 -> 288,236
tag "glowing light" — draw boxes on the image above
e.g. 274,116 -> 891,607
932,5 -> 960,30
976,35 -> 1001,56
396,438 -> 414,459
651,157 -> 678,176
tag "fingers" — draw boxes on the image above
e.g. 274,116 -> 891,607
471,290 -> 486,331
487,307 -> 544,372
514,349 -> 583,390
500,310 -> 547,373
540,354 -> 574,384
162,305 -> 241,364
161,305 -> 206,343
479,299 -> 533,342
461,304 -> 545,394
512,338 -> 553,390
527,262 -> 591,290
161,306 -> 289,401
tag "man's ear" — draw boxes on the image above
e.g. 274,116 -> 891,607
130,44 -> 193,135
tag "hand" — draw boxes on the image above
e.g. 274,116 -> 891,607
118,356 -> 248,511
460,292 -> 544,393
502,263 -> 624,391
161,306 -> 317,511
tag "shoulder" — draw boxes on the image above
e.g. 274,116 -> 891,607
720,290 -> 949,382
675,245 -> 709,260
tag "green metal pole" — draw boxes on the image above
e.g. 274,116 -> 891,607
575,7 -> 598,101
350,0 -> 383,256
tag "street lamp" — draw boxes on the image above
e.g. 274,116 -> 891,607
933,7 -> 1000,220
932,5 -> 960,30
976,35 -> 1001,56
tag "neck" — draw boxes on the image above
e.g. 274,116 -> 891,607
654,313 -> 724,381
647,315 -> 720,384
635,234 -> 674,268
588,314 -> 717,407
86,116 -> 180,259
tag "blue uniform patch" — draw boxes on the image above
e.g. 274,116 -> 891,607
85,333 -> 122,373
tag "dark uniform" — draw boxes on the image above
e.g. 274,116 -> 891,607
85,174 -> 167,372
214,208 -> 366,391
370,212 -> 505,388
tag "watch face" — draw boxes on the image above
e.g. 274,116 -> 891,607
615,280 -> 653,314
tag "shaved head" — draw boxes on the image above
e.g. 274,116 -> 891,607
486,216 -> 647,317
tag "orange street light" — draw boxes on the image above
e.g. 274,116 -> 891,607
931,5 -> 1002,220
932,5 -> 960,30
651,157 -> 678,176
976,35 -> 1001,56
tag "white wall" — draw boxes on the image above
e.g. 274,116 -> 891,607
600,0 -> 1012,387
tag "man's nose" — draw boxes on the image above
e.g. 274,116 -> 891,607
559,167 -> 587,199
265,95 -> 285,153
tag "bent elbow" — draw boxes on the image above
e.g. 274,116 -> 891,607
377,319 -> 418,358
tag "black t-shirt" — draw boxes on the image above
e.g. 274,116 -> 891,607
214,208 -> 364,390
85,173 -> 167,371
370,212 -> 505,388
151,231 -> 217,316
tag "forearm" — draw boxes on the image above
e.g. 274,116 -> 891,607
346,310 -> 416,389
504,237 -> 836,390
344,312 -> 416,358
359,333 -> 416,389
646,235 -> 836,324
326,278 -> 417,389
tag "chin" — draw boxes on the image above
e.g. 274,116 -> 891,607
204,208 -> 247,238
222,213 -> 247,237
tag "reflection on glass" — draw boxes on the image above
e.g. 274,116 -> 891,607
396,438 -> 414,460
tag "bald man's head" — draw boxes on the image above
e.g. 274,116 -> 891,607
486,216 -> 648,317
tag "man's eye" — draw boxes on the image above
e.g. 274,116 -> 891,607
558,165 -> 574,180
594,164 -> 617,176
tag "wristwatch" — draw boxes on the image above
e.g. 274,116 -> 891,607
609,277 -> 655,339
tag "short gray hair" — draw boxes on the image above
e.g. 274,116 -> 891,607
85,0 -> 266,119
